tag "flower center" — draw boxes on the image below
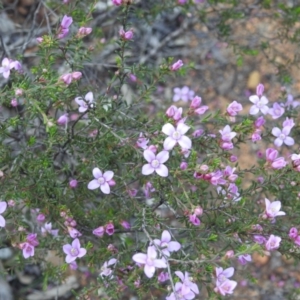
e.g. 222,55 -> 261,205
161,242 -> 168,248
218,274 -> 227,283
97,177 -> 105,185
172,130 -> 181,140
279,133 -> 285,140
151,159 -> 160,169
275,109 -> 281,115
70,247 -> 79,256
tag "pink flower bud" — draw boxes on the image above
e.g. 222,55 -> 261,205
69,179 -> 78,188
256,83 -> 264,97
77,27 -> 92,37
194,206 -> 203,216
112,0 -> 123,5
128,189 -> 137,197
170,60 -> 183,71
193,129 -> 204,137
60,211 -> 66,218
15,88 -> 23,96
36,37 -> 43,43
194,105 -> 209,115
71,71 -> 82,80
11,98 -> 18,107
70,220 -> 77,227
119,29 -> 133,40
37,213 -> 45,222
7,200 -> 15,207
108,179 -> 116,186
106,223 -> 114,235
190,96 -> 202,109
93,226 -> 105,237
254,116 -> 265,128
69,261 -> 78,270
230,155 -> 237,162
200,164 -> 209,172
257,176 -> 264,184
289,227 -> 298,239
107,244 -> 118,253
57,114 -> 69,126
120,220 -> 131,229
129,74 -> 137,82
180,162 -> 188,170
148,145 -> 157,153
59,73 -> 72,85
166,105 -> 176,117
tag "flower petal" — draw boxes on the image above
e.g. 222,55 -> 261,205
155,164 -> 168,177
249,95 -> 259,104
249,105 -> 259,115
93,168 -> 102,178
103,171 -> 114,181
284,136 -> 294,146
162,123 -> 175,136
63,244 -> 72,254
142,164 -> 155,175
153,258 -> 167,268
161,230 -> 171,243
177,122 -> 190,135
143,150 -> 155,162
87,179 -> 100,190
132,253 -> 147,264
78,248 -> 87,258
85,92 -> 93,102
144,265 -> 155,278
163,137 -> 177,150
0,202 -> 7,214
156,151 -> 169,164
100,182 -> 110,194
178,136 -> 192,149
0,215 -> 6,227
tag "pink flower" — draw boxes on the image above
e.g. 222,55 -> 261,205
285,94 -> 300,108
93,226 -> 105,237
68,226 -> 82,238
136,132 -> 149,149
71,71 -> 82,80
170,60 -> 183,71
173,86 -> 194,102
158,271 -> 169,283
166,282 -> 196,300
227,101 -> 243,116
88,168 -> 114,194
190,96 -> 202,109
77,27 -> 92,38
132,246 -> 167,278
20,242 -> 35,259
57,114 -> 69,126
11,98 -> 18,107
264,198 -> 285,220
265,234 -> 281,251
75,92 -> 94,113
253,235 -> 266,244
153,230 -> 181,256
265,148 -> 286,169
142,150 -> 169,177
289,227 -> 298,239
189,214 -> 200,226
36,37 -> 43,43
63,238 -> 86,263
41,223 -> 59,237
272,126 -> 294,147
214,279 -> 237,296
112,0 -> 122,5
58,15 -> 73,39
254,116 -> 265,128
219,125 -> 236,142
69,179 -> 78,188
249,95 -> 269,115
106,223 -> 114,235
37,213 -> 45,222
100,258 -> 117,278
194,105 -> 209,115
216,267 -> 234,286
282,117 -> 295,129
0,58 -> 15,78
0,202 -> 7,227
119,28 -> 133,40
162,123 -> 191,150
180,162 -> 188,170
59,73 -> 73,85
268,102 -> 285,119
237,254 -> 252,265
174,271 -> 199,297
120,220 -> 131,229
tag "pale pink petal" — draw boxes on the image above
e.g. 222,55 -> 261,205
265,198 -> 270,208
249,106 -> 259,115
175,271 -> 184,281
144,264 -> 155,278
142,164 -> 155,175
85,92 -> 93,102
178,136 -> 192,149
177,123 -> 190,135
108,258 -> 117,266
274,138 -> 283,147
144,150 -> 155,162
162,123 -> 175,136
63,244 -> 72,254
93,168 -> 102,178
153,259 -> 167,268
156,151 -> 169,164
173,95 -> 181,102
260,96 -> 269,105
168,241 -> 181,252
174,87 -> 181,94
78,248 -> 87,258
260,106 -> 269,114
72,238 -> 80,249
222,267 -> 234,278
249,95 -> 259,104
132,253 -> 147,264
216,267 -> 223,277
147,246 -> 157,258
78,106 -> 88,113
100,182 -> 110,194
3,71 -> 10,79
66,255 -> 76,263
0,215 -> 5,227
161,230 -> 171,242
155,164 -> 168,177
75,98 -> 84,106
163,137 -> 177,150
0,202 -> 7,214
284,136 -> 294,146
103,171 -> 114,181
88,179 -> 100,190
